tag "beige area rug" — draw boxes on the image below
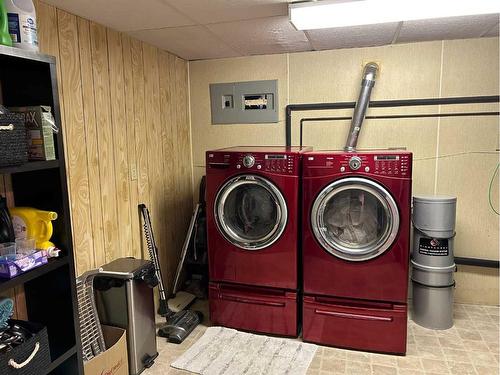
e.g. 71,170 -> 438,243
171,326 -> 318,375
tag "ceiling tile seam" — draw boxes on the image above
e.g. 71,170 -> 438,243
123,14 -> 294,33
199,24 -> 245,57
201,14 -> 290,27
154,1 -> 243,58
480,21 -> 500,37
120,0 -> 198,32
391,21 -> 404,44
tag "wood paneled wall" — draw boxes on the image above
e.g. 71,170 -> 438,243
28,1 -> 193,283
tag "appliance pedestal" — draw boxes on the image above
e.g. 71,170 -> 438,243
209,282 -> 298,337
303,294 -> 407,354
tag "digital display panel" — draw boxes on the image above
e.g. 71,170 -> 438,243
265,155 -> 287,159
375,155 -> 399,161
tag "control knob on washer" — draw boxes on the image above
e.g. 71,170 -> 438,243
349,156 -> 362,170
242,155 -> 255,168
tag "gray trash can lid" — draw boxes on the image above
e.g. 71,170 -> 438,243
413,195 -> 457,204
99,257 -> 154,279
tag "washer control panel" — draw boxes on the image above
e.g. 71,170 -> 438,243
263,154 -> 295,174
242,155 -> 255,168
348,156 -> 362,170
207,151 -> 301,176
303,151 -> 412,178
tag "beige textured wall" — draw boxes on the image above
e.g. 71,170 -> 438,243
189,37 -> 499,305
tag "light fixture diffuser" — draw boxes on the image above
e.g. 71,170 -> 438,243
289,0 -> 500,30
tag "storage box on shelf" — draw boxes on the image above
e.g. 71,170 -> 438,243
0,44 -> 83,374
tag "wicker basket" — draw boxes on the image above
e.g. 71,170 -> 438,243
0,113 -> 28,167
0,320 -> 51,375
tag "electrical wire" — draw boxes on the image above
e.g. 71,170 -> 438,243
488,163 -> 500,216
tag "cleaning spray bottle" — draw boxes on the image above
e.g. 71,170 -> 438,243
0,0 -> 13,46
4,0 -> 37,51
9,207 -> 60,257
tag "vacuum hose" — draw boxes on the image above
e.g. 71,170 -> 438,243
344,62 -> 379,152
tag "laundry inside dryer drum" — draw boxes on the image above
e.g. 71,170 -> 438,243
323,189 -> 386,247
224,184 -> 278,239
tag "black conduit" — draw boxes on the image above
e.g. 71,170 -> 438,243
285,95 -> 500,268
455,257 -> 499,269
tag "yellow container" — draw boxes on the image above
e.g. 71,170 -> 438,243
9,207 -> 58,250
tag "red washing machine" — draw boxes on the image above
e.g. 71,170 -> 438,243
302,150 -> 412,354
206,146 -> 311,337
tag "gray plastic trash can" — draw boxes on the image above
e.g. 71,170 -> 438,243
411,195 -> 457,330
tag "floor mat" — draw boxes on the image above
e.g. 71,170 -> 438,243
171,326 -> 318,375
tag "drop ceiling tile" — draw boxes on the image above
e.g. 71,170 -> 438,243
164,0 -> 288,25
397,15 -> 499,43
127,26 -> 241,60
206,16 -> 312,56
43,0 -> 195,31
306,23 -> 399,51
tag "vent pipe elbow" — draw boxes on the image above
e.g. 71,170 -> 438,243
344,62 -> 379,152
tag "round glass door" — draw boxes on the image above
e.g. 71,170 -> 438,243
311,177 -> 399,261
215,175 -> 288,250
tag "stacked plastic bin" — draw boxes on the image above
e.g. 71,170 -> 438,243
411,196 -> 457,329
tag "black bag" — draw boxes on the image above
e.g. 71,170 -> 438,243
0,320 -> 51,375
0,111 -> 28,167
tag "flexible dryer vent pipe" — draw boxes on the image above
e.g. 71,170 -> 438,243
344,62 -> 379,151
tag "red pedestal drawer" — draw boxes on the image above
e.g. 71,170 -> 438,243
303,295 -> 407,354
209,282 -> 298,337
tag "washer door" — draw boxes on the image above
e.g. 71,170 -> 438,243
215,174 -> 288,250
311,177 -> 400,261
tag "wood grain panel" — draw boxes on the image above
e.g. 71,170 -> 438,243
107,29 -> 132,258
76,17 -> 105,268
175,57 -> 193,230
121,35 -> 141,259
56,9 -> 94,273
158,50 -> 176,286
130,38 -> 150,259
142,43 -> 167,276
89,22 -> 119,266
19,1 -> 194,289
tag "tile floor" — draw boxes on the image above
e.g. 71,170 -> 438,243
144,301 -> 500,375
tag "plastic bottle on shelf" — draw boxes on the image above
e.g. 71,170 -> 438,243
4,0 -> 37,51
0,0 -> 12,46
9,207 -> 58,251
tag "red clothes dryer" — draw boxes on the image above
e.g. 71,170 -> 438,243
302,150 -> 412,354
206,146 -> 311,337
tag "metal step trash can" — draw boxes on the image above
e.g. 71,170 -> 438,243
94,257 -> 159,375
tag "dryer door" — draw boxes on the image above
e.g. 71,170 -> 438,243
215,174 -> 288,250
311,177 -> 399,261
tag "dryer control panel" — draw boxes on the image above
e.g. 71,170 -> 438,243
207,149 -> 306,176
304,151 -> 412,178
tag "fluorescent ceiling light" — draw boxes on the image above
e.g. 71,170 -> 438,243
289,0 -> 500,30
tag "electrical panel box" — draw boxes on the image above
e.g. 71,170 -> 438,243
210,80 -> 278,124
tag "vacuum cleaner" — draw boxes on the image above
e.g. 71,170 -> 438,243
139,204 -> 202,344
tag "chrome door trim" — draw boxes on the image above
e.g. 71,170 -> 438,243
311,177 -> 400,261
215,174 -> 288,250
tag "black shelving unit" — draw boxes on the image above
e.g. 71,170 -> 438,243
0,45 -> 83,374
